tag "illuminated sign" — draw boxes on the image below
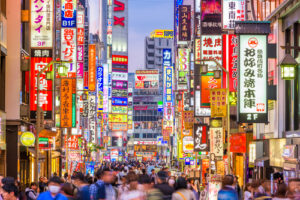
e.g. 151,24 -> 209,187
112,80 -> 128,90
194,124 -> 209,152
31,0 -> 53,48
164,67 -> 173,103
112,55 -> 128,65
109,114 -> 127,123
238,35 -> 267,123
89,44 -> 96,91
97,66 -> 103,92
150,30 -> 174,39
182,136 -> 194,154
112,89 -> 127,97
201,35 -> 222,70
77,10 -> 84,45
112,106 -> 128,114
201,73 -> 221,107
112,97 -> 127,106
88,93 -> 96,143
110,123 -> 128,131
61,0 -> 76,28
210,88 -> 227,117
210,128 -> 223,157
112,64 -> 128,72
201,0 -> 222,34
135,70 -> 159,89
223,0 -> 246,29
178,5 -> 191,41
178,48 -> 189,89
61,79 -> 73,127
195,39 -> 201,64
112,72 -> 128,81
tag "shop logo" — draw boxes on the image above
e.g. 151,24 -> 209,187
248,37 -> 258,48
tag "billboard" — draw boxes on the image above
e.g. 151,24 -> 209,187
110,123 -> 128,131
109,114 -> 128,123
112,106 -> 128,114
61,0 -> 77,28
97,66 -> 103,92
201,35 -> 222,70
150,30 -> 174,38
194,124 -> 209,152
112,97 -> 128,106
61,79 -> 73,128
201,0 -> 222,34
135,70 -> 159,89
89,44 -> 96,91
195,39 -> 201,64
112,55 -> 128,65
195,13 -> 201,38
223,0 -> 246,29
112,64 -> 128,72
112,72 -> 128,81
88,93 -> 96,143
210,128 -> 223,157
112,80 -> 128,90
238,35 -> 267,123
164,67 -> 173,104
223,34 -> 238,92
31,0 -> 53,48
178,5 -> 191,41
201,73 -> 222,107
112,89 -> 127,97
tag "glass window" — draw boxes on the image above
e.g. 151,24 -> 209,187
143,134 -> 147,138
134,134 -> 140,138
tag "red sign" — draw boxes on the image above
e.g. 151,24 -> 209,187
113,0 -> 125,26
201,73 -> 222,107
222,34 -> 238,92
65,135 -> 80,150
89,44 -> 96,91
112,55 -> 128,65
230,133 -> 246,153
30,57 -> 53,111
134,106 -> 148,110
77,28 -> 84,45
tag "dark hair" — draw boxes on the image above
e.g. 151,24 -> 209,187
244,183 -> 251,192
2,184 -> 18,197
126,172 -> 138,183
222,175 -> 234,188
157,171 -> 168,182
175,177 -> 187,190
61,183 -> 74,196
274,183 -> 287,198
95,168 -> 110,179
30,182 -> 37,187
49,176 -> 63,184
1,177 -> 15,185
138,175 -> 151,184
71,172 -> 85,182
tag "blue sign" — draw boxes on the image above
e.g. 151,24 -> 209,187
112,97 -> 128,106
164,67 -> 173,103
61,0 -> 77,28
185,158 -> 190,165
163,49 -> 172,67
97,66 -> 103,92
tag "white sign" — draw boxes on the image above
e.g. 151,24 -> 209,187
239,35 -> 267,122
201,35 -> 222,70
133,141 -> 157,145
112,72 -> 128,81
88,94 -> 96,143
31,0 -> 53,47
61,28 -> 77,62
223,0 -> 246,29
210,128 -> 223,157
182,136 -> 194,154
195,91 -> 211,116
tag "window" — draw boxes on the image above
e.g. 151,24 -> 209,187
142,134 -> 147,138
134,134 -> 140,138
148,45 -> 154,49
148,61 -> 154,64
148,53 -> 154,57
147,134 -> 153,138
159,38 -> 161,46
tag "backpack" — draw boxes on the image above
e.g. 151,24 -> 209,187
25,190 -> 36,200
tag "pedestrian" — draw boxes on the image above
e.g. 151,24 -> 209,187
71,172 -> 90,200
168,176 -> 176,188
138,174 -> 163,200
187,178 -> 199,200
287,178 -> 300,199
172,177 -> 196,200
243,183 -> 252,200
2,183 -> 18,200
39,177 -> 47,193
25,182 -> 39,200
155,171 -> 174,200
117,175 -> 129,195
150,169 -> 157,184
217,175 -> 238,200
37,176 -> 67,200
60,183 -> 76,200
273,183 -> 289,200
234,176 -> 242,200
118,172 -> 144,200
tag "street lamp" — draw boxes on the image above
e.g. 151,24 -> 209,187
35,59 -> 71,183
279,53 -> 298,80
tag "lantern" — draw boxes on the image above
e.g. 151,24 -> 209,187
279,54 -> 298,80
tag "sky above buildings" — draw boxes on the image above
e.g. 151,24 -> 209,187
128,0 -> 174,72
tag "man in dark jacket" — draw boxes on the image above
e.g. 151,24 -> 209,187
155,171 -> 174,200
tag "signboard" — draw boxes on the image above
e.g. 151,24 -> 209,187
195,13 -> 201,38
182,136 -> 194,154
61,28 -> 76,66
109,114 -> 127,123
195,91 -> 211,116
223,0 -> 246,29
61,79 -> 73,127
201,0 -> 222,34
31,0 -> 53,48
112,89 -> 127,97
164,67 -> 173,104
110,123 -> 128,131
210,128 -> 223,157
178,48 -> 189,89
223,34 -> 238,92
97,66 -> 103,92
20,132 -> 35,147
112,64 -> 128,72
238,35 -> 267,123
65,135 -> 80,150
89,44 -> 96,91
112,72 -> 128,81
112,106 -> 128,114
201,73 -> 222,107
88,93 -> 96,143
150,30 -> 174,38
178,5 -> 191,41
195,38 -> 201,64
112,55 -> 128,65
61,0 -> 76,28
194,124 -> 209,152
135,71 -> 159,89
210,88 -> 227,117
112,97 -> 128,106
201,35 -> 222,70
230,133 -> 246,153
112,80 -> 128,90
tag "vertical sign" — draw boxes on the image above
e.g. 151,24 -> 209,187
210,128 -> 223,157
223,34 -> 238,92
238,35 -> 267,123
201,0 -> 222,34
195,39 -> 201,64
194,124 -> 209,152
178,5 -> 191,41
89,44 -> 96,91
31,0 -> 53,48
201,73 -> 222,107
201,35 -> 222,70
178,48 -> 190,90
88,93 -> 96,143
97,66 -> 104,112
61,27 -> 77,77
223,0 -> 246,29
61,0 -> 77,28
61,79 -> 73,127
210,88 -> 227,117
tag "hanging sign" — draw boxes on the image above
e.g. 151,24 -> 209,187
20,132 -> 35,147
222,0 -> 246,29
60,79 -> 73,127
178,5 -> 191,41
194,124 -> 209,152
210,88 -> 227,117
210,128 -> 223,157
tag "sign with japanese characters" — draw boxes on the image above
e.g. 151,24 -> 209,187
135,70 -> 159,89
222,34 -> 238,92
61,79 -> 73,127
77,10 -> 84,45
178,5 -> 191,41
112,89 -> 127,97
89,44 -> 96,91
195,13 -> 201,38
230,133 -> 246,153
110,123 -> 128,131
97,66 -> 103,92
201,35 -> 222,70
61,28 -> 76,74
223,0 -> 246,29
194,124 -> 209,152
109,114 -> 128,123
65,135 -> 80,150
210,128 -> 223,157
195,39 -> 201,64
112,80 -> 128,90
112,72 -> 128,81
61,0 -> 76,28
182,136 -> 194,154
31,0 -> 53,48
210,88 -> 227,117
164,66 -> 173,104
178,48 -> 189,89
112,55 -> 128,65
88,93 -> 96,143
163,49 -> 172,67
112,106 -> 128,114
201,0 -> 222,34
201,73 -> 222,107
238,35 -> 267,123
112,97 -> 128,106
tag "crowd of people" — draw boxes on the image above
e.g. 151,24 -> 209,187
0,161 -> 299,200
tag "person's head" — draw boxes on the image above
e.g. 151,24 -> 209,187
151,169 -> 155,175
71,172 -> 86,187
288,178 -> 300,197
48,176 -> 63,195
222,175 -> 235,188
1,177 -> 14,187
126,172 -> 139,190
175,177 -> 187,190
244,183 -> 252,192
168,176 -> 176,187
61,183 -> 74,197
275,183 -> 287,197
157,171 -> 168,184
2,184 -> 18,200
138,174 -> 152,191
30,182 -> 37,191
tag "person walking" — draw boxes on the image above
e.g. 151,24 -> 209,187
217,175 -> 238,200
155,171 -> 174,200
172,177 -> 196,200
71,172 -> 90,200
37,176 -> 67,200
25,182 -> 39,200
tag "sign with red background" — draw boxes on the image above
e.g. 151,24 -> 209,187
201,73 -> 221,107
230,133 -> 246,153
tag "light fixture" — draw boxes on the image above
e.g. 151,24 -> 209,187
200,64 -> 208,74
279,54 -> 298,80
213,70 -> 221,79
57,64 -> 68,77
45,71 -> 54,80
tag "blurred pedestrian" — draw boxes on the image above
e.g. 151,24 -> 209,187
273,183 -> 289,200
60,183 -> 76,200
217,175 -> 238,200
138,174 -> 163,200
243,183 -> 252,200
118,172 -> 144,200
172,177 -> 196,200
37,176 -> 67,200
155,171 -> 174,200
25,182 -> 39,200
2,183 -> 18,200
71,172 -> 90,200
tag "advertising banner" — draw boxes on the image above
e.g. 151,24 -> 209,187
210,128 -> 223,157
230,133 -> 246,153
178,5 -> 191,41
201,73 -> 222,107
109,114 -> 128,123
112,97 -> 128,106
135,71 -> 159,89
210,88 -> 227,117
150,30 -> 174,39
61,0 -> 77,28
89,44 -> 96,91
61,28 -> 77,63
110,123 -> 128,131
112,72 -> 128,81
31,0 -> 53,48
112,89 -> 127,97
194,124 -> 209,152
201,35 -> 222,70
222,34 -> 238,92
223,0 -> 246,29
61,79 -> 73,127
201,0 -> 222,34
88,93 -> 96,143
112,106 -> 128,114
182,136 -> 194,154
112,80 -> 128,90
238,35 -> 267,123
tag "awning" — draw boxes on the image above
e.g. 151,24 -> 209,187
255,157 -> 270,167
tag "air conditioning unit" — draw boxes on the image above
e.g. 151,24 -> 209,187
20,104 -> 29,117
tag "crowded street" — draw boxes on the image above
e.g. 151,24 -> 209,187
0,0 -> 300,199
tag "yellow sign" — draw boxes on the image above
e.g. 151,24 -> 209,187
210,88 -> 227,117
150,30 -> 174,38
20,132 -> 35,147
109,114 -> 128,123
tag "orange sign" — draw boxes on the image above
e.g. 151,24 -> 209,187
201,73 -> 222,107
210,88 -> 227,117
61,79 -> 73,127
89,44 -> 96,91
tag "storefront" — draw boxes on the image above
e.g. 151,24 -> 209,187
269,138 -> 286,174
282,144 -> 300,183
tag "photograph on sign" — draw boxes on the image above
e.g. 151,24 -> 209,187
201,0 -> 222,34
